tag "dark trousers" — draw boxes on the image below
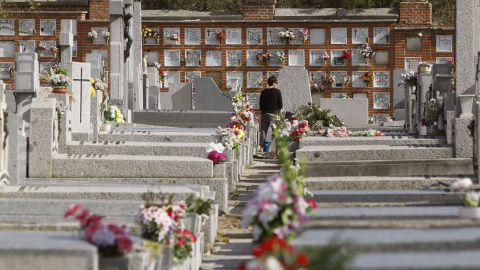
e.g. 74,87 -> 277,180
260,114 -> 271,148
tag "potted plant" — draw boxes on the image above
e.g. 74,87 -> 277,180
279,28 -> 294,44
44,63 -> 70,93
321,51 -> 329,66
418,62 -> 432,73
360,72 -> 374,86
215,29 -> 225,44
450,178 -> 480,219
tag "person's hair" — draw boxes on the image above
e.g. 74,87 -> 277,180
267,76 -> 277,86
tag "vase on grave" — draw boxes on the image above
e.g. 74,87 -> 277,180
143,37 -> 148,44
459,94 -> 475,119
285,39 -> 291,45
238,59 -> 242,66
459,207 -> 480,219
101,123 -> 111,132
258,38 -> 262,43
258,59 -> 263,65
323,59 -> 328,66
52,86 -> 68,94
266,60 -> 270,66
9,71 -> 13,78
155,37 -> 160,44
419,125 -> 427,136
419,66 -> 432,74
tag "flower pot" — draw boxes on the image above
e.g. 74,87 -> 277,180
302,39 -> 307,45
143,37 -> 147,44
285,39 -> 291,45
459,94 -> 475,119
266,60 -> 270,66
323,59 -> 328,66
419,66 -> 432,74
419,125 -> 427,136
155,37 -> 160,44
237,59 -> 242,66
101,123 -> 111,132
10,72 -> 13,78
459,207 -> 480,219
52,87 -> 68,93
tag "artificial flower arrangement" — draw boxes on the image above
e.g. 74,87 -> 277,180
56,101 -> 68,119
8,65 -> 14,77
336,128 -> 385,137
228,87 -> 259,129
423,98 -> 443,127
154,62 -> 166,80
321,51 -> 330,65
239,235 -> 310,270
288,116 -> 310,141
50,46 -> 59,55
342,75 -> 351,86
153,32 -> 161,44
359,43 -> 375,58
398,71 -> 418,87
359,72 -> 374,85
325,127 -> 351,137
142,26 -> 153,38
279,29 -> 295,43
215,29 -> 226,41
450,178 -> 479,207
299,28 -> 309,43
166,33 -> 180,42
137,194 -> 197,263
101,31 -> 110,43
212,127 -> 242,153
276,51 -> 286,65
323,73 -> 336,86
257,52 -> 272,63
206,142 -> 227,164
88,29 -> 98,40
105,103 -> 125,123
37,42 -> 48,51
65,204 -> 133,257
310,82 -> 327,91
341,50 -> 351,60
418,61 -> 432,68
44,63 -> 70,88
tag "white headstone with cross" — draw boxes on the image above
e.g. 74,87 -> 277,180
68,62 -> 91,135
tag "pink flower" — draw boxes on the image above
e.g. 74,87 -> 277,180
450,178 -> 473,191
75,208 -> 89,222
306,199 -> 317,209
208,150 -> 226,164
84,214 -> 104,226
65,204 -> 82,218
116,235 -> 133,253
85,223 -> 103,241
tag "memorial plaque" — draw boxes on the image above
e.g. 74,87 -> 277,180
185,50 -> 201,66
352,27 -> 368,44
144,28 -> 159,45
40,62 -> 55,76
206,50 -> 222,66
92,27 -> 108,44
0,62 -> 14,79
71,19 -> 77,35
405,57 -> 421,71
91,49 -> 108,61
165,71 -> 180,88
247,28 -> 262,45
374,71 -> 390,88
206,71 -> 222,88
373,27 -> 390,44
39,41 -> 56,57
331,28 -> 347,44
0,19 -> 14,35
19,19 -> 35,36
247,72 -> 263,88
351,49 -> 369,66
226,71 -> 243,88
205,28 -> 220,45
185,71 -> 201,83
185,28 -> 201,45
405,36 -> 421,52
309,50 -> 327,66
374,50 -> 389,66
332,93 -> 348,98
353,92 -> 368,99
268,49 -> 283,66
352,71 -> 368,88
246,93 -> 260,109
164,28 -> 180,45
373,114 -> 390,123
436,35 -> 452,52
436,57 -> 453,64
331,71 -> 347,88
144,50 -> 159,65
226,28 -> 242,44
290,28 -> 303,44
227,50 -> 242,66
310,28 -> 326,44
19,40 -> 35,53
164,50 -> 180,66
331,50 -> 345,66
40,19 -> 56,35
309,71 -> 326,84
267,28 -> 283,45
268,71 -> 280,80
247,50 -> 262,66
373,92 -> 390,109
73,41 -> 77,57
288,50 -> 305,66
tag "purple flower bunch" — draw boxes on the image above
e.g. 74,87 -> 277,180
208,150 -> 226,164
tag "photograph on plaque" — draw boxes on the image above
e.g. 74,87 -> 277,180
352,27 -> 368,44
373,27 -> 390,44
205,28 -> 220,45
164,28 -> 180,45
266,28 -> 283,45
351,49 -> 369,66
373,92 -> 390,109
40,19 -> 56,35
405,36 -> 421,52
185,71 -> 201,83
185,50 -> 201,66
185,28 -> 201,45
247,50 -> 263,66
247,72 -> 263,88
19,41 -> 35,53
268,71 -> 280,80
144,28 -> 159,45
145,50 -> 159,65
73,41 -> 77,57
309,71 -> 326,84
331,50 -> 345,66
374,50 -> 389,66
0,19 -> 14,35
247,28 -> 263,45
310,50 -> 327,66
19,19 -> 35,35
352,71 -> 368,88
373,114 -> 390,123
332,93 -> 348,98
267,50 -> 283,66
373,71 -> 390,88
39,41 -> 56,57
0,41 -> 14,58
165,71 -> 180,88
206,50 -> 222,66
331,71 -> 347,88
405,57 -> 421,71
92,28 -> 108,44
226,28 -> 242,44
436,35 -> 452,52
310,28 -> 325,45
288,50 -> 305,66
227,50 -> 242,67
331,28 -> 347,44
164,50 -> 180,66
436,57 -> 452,64
0,62 -> 14,79
226,71 -> 243,88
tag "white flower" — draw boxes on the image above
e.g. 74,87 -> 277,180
450,178 -> 473,191
252,225 -> 262,241
245,259 -> 264,270
265,256 -> 283,270
258,203 -> 280,226
241,204 -> 259,228
206,142 -> 226,153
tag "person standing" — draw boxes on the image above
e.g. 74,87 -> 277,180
259,76 -> 283,150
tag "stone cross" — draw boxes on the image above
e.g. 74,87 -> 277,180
59,19 -> 73,65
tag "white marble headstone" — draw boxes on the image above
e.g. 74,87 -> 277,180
405,57 -> 421,71
165,71 -> 180,87
145,50 -> 159,65
144,28 -> 158,45
164,50 -> 180,66
226,71 -> 243,88
0,41 -> 14,58
205,28 -> 220,45
373,27 -> 390,44
331,50 -> 345,66
374,71 -> 390,88
226,28 -> 242,44
373,92 -> 390,109
331,28 -> 347,44
0,62 -> 14,79
288,50 -> 305,66
247,50 -> 262,66
19,41 -> 35,53
268,71 -> 280,80
351,49 -> 369,66
331,71 -> 347,88
185,50 -> 201,66
309,71 -> 326,84
185,71 -> 201,83
436,57 -> 453,64
227,50 -> 241,66
290,28 -> 303,44
436,35 -> 452,52
19,19 -> 35,35
352,71 -> 368,88
0,19 -> 14,35
247,72 -> 263,88
39,41 -> 56,57
310,28 -> 325,44
206,50 -> 222,66
309,50 -> 327,66
247,28 -> 262,45
352,27 -> 368,44
185,28 -> 201,45
267,28 -> 283,45
40,19 -> 56,35
267,50 -> 283,66
246,93 -> 260,109
92,27 -> 108,44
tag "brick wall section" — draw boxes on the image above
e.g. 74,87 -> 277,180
89,0 -> 110,20
243,0 -> 275,20
399,0 -> 432,27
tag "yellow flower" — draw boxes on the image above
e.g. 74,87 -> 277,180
90,78 -> 96,97
237,129 -> 245,139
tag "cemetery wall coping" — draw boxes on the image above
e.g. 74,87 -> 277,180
6,0 -> 88,6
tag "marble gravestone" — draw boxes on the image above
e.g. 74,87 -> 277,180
331,28 -> 347,44
246,93 -> 260,109
68,62 -> 91,136
193,78 -> 233,111
19,41 -> 35,53
205,28 -> 220,45
268,50 -> 283,66
374,50 -> 389,66
267,28 -> 283,45
247,50 -> 262,66
165,71 -> 180,88
185,50 -> 201,66
352,49 -> 369,66
405,58 -> 421,71
0,41 -> 14,58
226,28 -> 242,44
352,71 -> 368,88
331,50 -> 345,66
247,28 -> 262,45
19,19 -> 35,36
310,28 -> 325,44
227,50 -> 242,67
0,63 -> 13,80
331,71 -> 347,88
40,19 -> 56,35
373,27 -> 390,44
352,27 -> 368,44
226,71 -> 243,89
436,35 -> 452,52
309,50 -> 327,66
185,71 -> 201,83
288,50 -> 305,66
206,50 -> 222,66
91,27 -> 108,44
0,19 -> 14,35
268,71 -> 280,81
373,92 -> 390,109
374,71 -> 390,88
276,67 -> 311,112
309,71 -> 326,84
185,28 -> 201,45
320,98 -> 368,125
247,72 -> 263,88
164,50 -> 180,66
160,82 -> 192,110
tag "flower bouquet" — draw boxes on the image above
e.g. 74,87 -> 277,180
88,29 -> 98,41
215,29 -> 226,43
321,51 -> 329,65
37,42 -> 48,52
153,32 -> 160,44
50,46 -> 59,57
341,50 -> 351,65
105,103 -> 125,123
206,142 -> 226,164
360,43 -> 375,59
154,62 -> 166,80
359,72 -> 374,85
277,52 -> 286,65
65,204 -> 133,257
342,75 -> 351,86
142,26 -> 152,43
43,63 -> 71,93
56,101 -> 67,119
418,61 -> 432,73
101,31 -> 110,44
8,65 -> 14,78
212,127 -> 242,153
300,28 -> 309,44
279,29 -> 294,44
398,71 -> 418,87
324,73 -> 336,87
450,178 -> 480,218
289,117 -> 310,141
326,127 -> 351,137
310,83 -> 326,91
166,33 -> 180,43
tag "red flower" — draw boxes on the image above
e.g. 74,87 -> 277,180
116,235 -> 133,253
252,246 -> 264,257
296,252 -> 309,266
85,223 -> 103,241
177,236 -> 185,246
75,208 -> 89,222
342,50 -> 351,59
238,261 -> 247,270
84,214 -> 104,226
308,102 -> 312,105
306,199 -> 317,209
64,203 -> 82,218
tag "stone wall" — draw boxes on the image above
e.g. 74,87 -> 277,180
398,0 -> 432,27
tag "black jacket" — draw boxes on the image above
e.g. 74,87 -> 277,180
259,87 -> 283,115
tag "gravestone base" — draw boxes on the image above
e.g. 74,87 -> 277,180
133,110 -> 232,128
319,98 -> 368,126
6,113 -> 27,186
394,109 -> 405,121
446,111 -> 455,144
454,118 -> 474,158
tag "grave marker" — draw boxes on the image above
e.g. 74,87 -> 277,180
374,50 -> 389,65
247,72 -> 263,88
331,50 -> 345,66
205,28 -> 220,45
68,62 -> 91,135
194,78 -> 233,111
309,50 -> 327,66
227,50 -> 241,66
267,49 -> 282,66
160,82 -> 192,110
405,57 -> 421,71
247,50 -> 262,66
247,28 -> 262,45
39,41 -> 56,58
226,71 -> 243,89
288,50 -> 305,66
331,93 -> 347,98
267,71 -> 280,80
164,50 -> 180,66
290,28 -> 303,44
91,27 -> 108,44
436,35 -> 452,52
352,49 -> 369,66
226,28 -> 242,44
185,50 -> 201,66
0,63 -> 13,80
331,28 -> 347,44
374,71 -> 390,88
144,50 -> 159,65
309,71 -> 326,84
206,50 -> 222,66
40,19 -> 56,35
373,27 -> 390,44
185,28 -> 201,45
165,71 -> 180,87
0,41 -> 14,58
373,114 -> 390,123
19,19 -> 35,36
352,27 -> 368,44
331,71 -> 347,88
19,41 -> 35,53
436,57 -> 453,64
144,28 -> 158,45
246,93 -> 260,109
59,19 -> 74,65
406,36 -> 421,52
276,67 -> 311,112
185,71 -> 201,83
373,92 -> 390,109
0,19 -> 14,35
267,28 -> 283,45
310,28 -> 325,44
164,28 -> 180,45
